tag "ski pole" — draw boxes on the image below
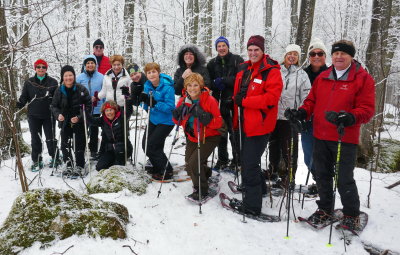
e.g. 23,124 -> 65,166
135,106 -> 145,169
51,131 -> 62,176
157,107 -> 186,198
196,106 -> 202,214
210,91 -> 222,170
142,91 -> 152,172
82,104 -> 91,178
123,95 -> 128,165
237,106 -> 246,223
133,104 -> 139,165
327,123 -> 345,247
229,109 -> 240,186
285,124 -> 296,239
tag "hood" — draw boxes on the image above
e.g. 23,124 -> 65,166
147,73 -> 174,90
81,54 -> 99,74
323,60 -> 364,81
177,44 -> 206,69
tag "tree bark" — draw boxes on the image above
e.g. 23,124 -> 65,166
295,0 -> 316,63
124,0 -> 135,63
290,0 -> 299,43
265,0 -> 273,52
221,0 -> 228,36
241,0 -> 246,53
203,0 -> 213,57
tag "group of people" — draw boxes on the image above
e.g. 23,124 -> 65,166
17,35 -> 375,232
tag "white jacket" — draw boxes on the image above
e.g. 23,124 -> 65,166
98,68 -> 131,107
278,64 -> 311,120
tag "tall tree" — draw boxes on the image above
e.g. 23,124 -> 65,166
221,0 -> 228,36
264,0 -> 273,52
290,0 -> 299,43
240,0 -> 246,53
295,0 -> 316,63
359,0 -> 400,165
187,0 -> 199,44
124,0 -> 135,63
203,0 -> 213,57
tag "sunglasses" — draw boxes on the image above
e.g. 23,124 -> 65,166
94,45 -> 104,49
309,52 -> 325,57
36,65 -> 47,69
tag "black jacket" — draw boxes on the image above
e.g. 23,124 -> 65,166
207,52 -> 244,101
173,44 -> 211,95
51,83 -> 92,128
18,74 -> 58,119
304,64 -> 329,86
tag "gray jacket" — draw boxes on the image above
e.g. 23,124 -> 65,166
278,64 -> 311,120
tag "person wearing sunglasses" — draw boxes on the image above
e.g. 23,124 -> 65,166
92,39 -> 111,75
301,38 -> 329,196
17,59 -> 60,172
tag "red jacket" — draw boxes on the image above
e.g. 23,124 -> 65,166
300,60 -> 375,144
173,88 -> 223,143
233,54 -> 283,137
97,55 -> 111,75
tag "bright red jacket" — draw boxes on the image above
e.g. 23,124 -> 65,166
300,60 -> 375,144
233,54 -> 283,137
97,55 -> 111,75
173,88 -> 223,143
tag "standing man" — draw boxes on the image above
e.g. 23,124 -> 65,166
92,39 -> 111,75
207,36 -> 244,170
302,38 -> 329,193
230,35 -> 283,216
17,59 -> 60,171
286,40 -> 375,231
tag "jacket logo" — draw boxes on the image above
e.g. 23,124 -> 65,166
339,84 -> 349,90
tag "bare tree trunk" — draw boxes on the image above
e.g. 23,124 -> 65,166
203,0 -> 213,57
86,0 -> 91,52
21,0 -> 29,81
264,0 -> 273,52
290,0 -> 299,43
295,0 -> 316,63
188,0 -> 199,44
162,23 -> 166,55
221,0 -> 228,36
124,0 -> 135,63
140,10 -> 145,66
240,0 -> 246,53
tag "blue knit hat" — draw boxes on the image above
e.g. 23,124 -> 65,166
215,36 -> 230,50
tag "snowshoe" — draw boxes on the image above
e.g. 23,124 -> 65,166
208,173 -> 222,185
219,193 -> 280,222
151,172 -> 174,183
298,209 -> 343,229
185,186 -> 220,205
31,161 -> 44,172
335,211 -> 368,237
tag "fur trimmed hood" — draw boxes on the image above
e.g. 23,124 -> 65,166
177,44 -> 206,69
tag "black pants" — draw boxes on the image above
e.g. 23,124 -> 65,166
142,122 -> 174,174
313,138 -> 360,217
89,114 -> 100,153
268,120 -> 298,180
217,106 -> 240,164
241,133 -> 269,214
61,123 -> 86,168
28,116 -> 57,162
186,135 -> 220,193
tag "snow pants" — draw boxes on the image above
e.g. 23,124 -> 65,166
28,116 -> 57,162
313,138 -> 360,217
89,114 -> 100,153
185,135 -> 220,194
61,122 -> 86,168
241,133 -> 269,214
268,120 -> 298,180
142,122 -> 174,175
96,141 -> 132,171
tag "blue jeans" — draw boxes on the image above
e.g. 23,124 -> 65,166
301,121 -> 315,179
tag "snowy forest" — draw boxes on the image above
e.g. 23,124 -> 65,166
0,0 -> 400,254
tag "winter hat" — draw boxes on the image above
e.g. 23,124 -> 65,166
331,41 -> 356,57
127,63 -> 141,74
60,65 -> 76,83
83,56 -> 96,66
285,44 -> 301,57
93,39 -> 104,48
215,36 -> 230,50
307,38 -> 328,56
34,59 -> 48,69
101,101 -> 119,113
247,35 -> 265,52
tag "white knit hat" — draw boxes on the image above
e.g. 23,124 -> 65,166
308,38 -> 328,56
285,44 -> 301,57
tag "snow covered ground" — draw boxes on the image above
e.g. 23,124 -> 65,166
1,119 -> 399,255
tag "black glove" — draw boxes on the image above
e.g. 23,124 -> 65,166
234,94 -> 244,107
16,102 -> 24,109
325,111 -> 355,127
131,84 -> 143,96
284,108 -> 307,122
191,104 -> 213,126
139,92 -> 157,107
120,86 -> 130,97
172,104 -> 188,121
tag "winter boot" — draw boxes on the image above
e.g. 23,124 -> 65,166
339,215 -> 361,232
305,183 -> 318,197
31,161 -> 44,172
229,198 -> 260,216
48,157 -> 62,168
187,189 -> 209,201
272,178 -> 285,189
152,172 -> 173,181
213,160 -> 228,171
307,209 -> 332,225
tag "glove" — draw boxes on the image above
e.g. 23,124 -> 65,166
16,102 -> 24,109
234,94 -> 244,107
93,91 -> 99,107
191,104 -> 213,126
284,108 -> 307,122
120,86 -> 130,97
131,84 -> 143,96
214,77 -> 225,91
139,92 -> 157,107
172,104 -> 188,121
325,111 -> 355,127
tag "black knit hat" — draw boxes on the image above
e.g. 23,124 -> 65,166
60,65 -> 76,84
331,42 -> 355,57
93,39 -> 104,48
127,63 -> 140,74
83,57 -> 96,66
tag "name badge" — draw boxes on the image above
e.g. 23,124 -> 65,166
254,78 -> 262,84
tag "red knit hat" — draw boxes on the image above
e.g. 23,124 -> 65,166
247,35 -> 265,52
102,102 -> 118,113
34,59 -> 48,69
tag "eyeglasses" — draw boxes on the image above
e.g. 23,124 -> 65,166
309,52 -> 325,57
36,66 -> 47,69
94,45 -> 104,49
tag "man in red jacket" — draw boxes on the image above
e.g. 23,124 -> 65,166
93,39 -> 111,75
230,35 -> 283,216
286,40 -> 375,231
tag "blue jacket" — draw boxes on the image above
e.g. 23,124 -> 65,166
76,54 -> 104,114
143,73 -> 175,126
